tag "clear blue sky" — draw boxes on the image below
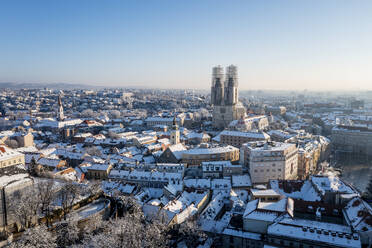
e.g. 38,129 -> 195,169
1,0 -> 371,90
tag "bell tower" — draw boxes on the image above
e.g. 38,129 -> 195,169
170,116 -> 180,145
57,94 -> 65,121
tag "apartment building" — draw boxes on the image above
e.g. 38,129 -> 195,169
240,141 -> 298,184
219,130 -> 270,148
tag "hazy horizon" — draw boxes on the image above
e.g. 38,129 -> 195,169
1,0 -> 371,90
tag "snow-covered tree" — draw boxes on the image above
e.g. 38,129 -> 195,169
28,157 -> 39,176
10,187 -> 39,230
55,221 -> 81,248
9,225 -> 57,248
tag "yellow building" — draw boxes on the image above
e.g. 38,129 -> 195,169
0,145 -> 25,168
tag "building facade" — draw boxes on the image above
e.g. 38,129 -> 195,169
219,130 -> 270,148
0,145 -> 25,169
332,125 -> 372,158
181,145 -> 239,166
240,141 -> 298,184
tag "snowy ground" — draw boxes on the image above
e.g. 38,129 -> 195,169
69,199 -> 109,221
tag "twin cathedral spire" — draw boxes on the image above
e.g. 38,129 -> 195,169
211,65 -> 238,106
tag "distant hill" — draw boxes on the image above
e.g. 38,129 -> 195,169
0,82 -> 104,90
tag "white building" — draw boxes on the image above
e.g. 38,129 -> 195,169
240,141 -> 298,184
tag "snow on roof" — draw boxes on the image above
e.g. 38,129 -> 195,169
243,199 -> 259,217
268,223 -> 360,248
38,157 -> 63,166
86,163 -> 111,171
186,132 -> 210,139
280,217 -> 352,233
343,197 -> 372,232
270,180 -> 321,202
222,228 -> 261,240
184,178 -> 211,189
163,191 -> 207,214
258,198 -> 287,212
200,192 -> 224,220
143,155 -> 155,164
311,175 -> 355,195
251,189 -> 281,197
166,143 -> 186,160
38,118 -> 83,128
242,141 -> 295,152
102,181 -> 135,195
0,145 -> 23,161
16,146 -> 39,153
232,175 -> 252,188
183,145 -> 238,155
146,117 -> 178,122
219,130 -> 270,140
109,169 -> 130,178
244,210 -> 280,222
109,169 -> 182,182
211,178 -> 231,190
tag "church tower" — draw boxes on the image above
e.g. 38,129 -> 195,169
170,116 -> 180,145
224,65 -> 238,105
211,66 -> 224,106
57,94 -> 65,121
211,65 -> 246,129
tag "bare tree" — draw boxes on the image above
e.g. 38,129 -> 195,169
83,181 -> 102,198
10,187 -> 39,230
37,180 -> 56,226
58,182 -> 81,220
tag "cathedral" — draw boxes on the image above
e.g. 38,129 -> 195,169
211,65 -> 246,129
